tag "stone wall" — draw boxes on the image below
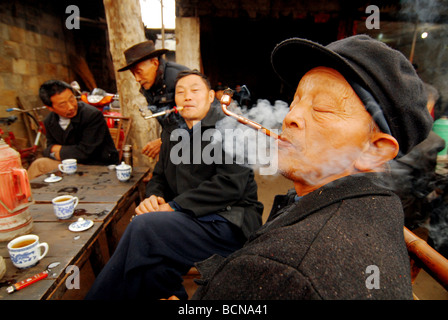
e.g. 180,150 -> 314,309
0,1 -> 73,143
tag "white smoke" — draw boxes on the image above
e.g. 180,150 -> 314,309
215,99 -> 289,174
399,0 -> 446,23
245,99 -> 289,130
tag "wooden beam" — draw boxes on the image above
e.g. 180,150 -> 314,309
176,17 -> 202,71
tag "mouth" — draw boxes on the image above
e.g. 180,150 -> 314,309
277,139 -> 294,152
140,82 -> 149,89
277,132 -> 303,154
277,133 -> 292,146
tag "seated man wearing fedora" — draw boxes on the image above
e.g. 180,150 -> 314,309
118,40 -> 189,159
192,35 -> 433,300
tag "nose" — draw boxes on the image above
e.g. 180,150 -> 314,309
184,89 -> 193,101
68,100 -> 77,112
283,101 -> 305,130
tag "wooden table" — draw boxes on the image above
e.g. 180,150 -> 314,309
0,165 -> 148,300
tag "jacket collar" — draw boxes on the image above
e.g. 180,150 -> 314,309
199,100 -> 225,128
68,101 -> 86,125
167,100 -> 223,134
48,101 -> 85,127
250,173 -> 394,241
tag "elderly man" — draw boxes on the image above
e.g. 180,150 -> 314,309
118,40 -> 189,158
85,70 -> 263,300
27,80 -> 119,179
192,35 -> 433,300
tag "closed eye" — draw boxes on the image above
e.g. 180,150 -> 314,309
312,104 -> 334,112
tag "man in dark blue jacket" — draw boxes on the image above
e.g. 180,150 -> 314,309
27,80 -> 118,179
118,40 -> 189,158
85,70 -> 263,300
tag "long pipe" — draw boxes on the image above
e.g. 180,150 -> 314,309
142,106 -> 183,120
220,89 -> 279,140
404,226 -> 448,291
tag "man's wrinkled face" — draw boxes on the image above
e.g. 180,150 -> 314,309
48,88 -> 78,118
130,58 -> 159,90
278,67 -> 376,193
175,74 -> 215,129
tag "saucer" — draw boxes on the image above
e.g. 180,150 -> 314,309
69,218 -> 94,232
44,174 -> 62,183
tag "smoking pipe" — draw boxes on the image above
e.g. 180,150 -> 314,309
220,89 -> 279,140
141,106 -> 184,120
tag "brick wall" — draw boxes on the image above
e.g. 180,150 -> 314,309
0,1 -> 73,143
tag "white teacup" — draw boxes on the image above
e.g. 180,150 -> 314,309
52,194 -> 79,219
116,162 -> 132,182
7,234 -> 49,269
58,159 -> 77,174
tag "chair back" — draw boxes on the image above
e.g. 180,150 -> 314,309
404,226 -> 448,293
104,115 -> 132,162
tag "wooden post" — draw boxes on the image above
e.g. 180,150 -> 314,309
103,0 -> 159,168
176,17 -> 202,71
161,0 -> 165,49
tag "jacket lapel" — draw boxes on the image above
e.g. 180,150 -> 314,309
250,173 -> 394,241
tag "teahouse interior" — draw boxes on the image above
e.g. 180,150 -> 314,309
1,0 -> 447,299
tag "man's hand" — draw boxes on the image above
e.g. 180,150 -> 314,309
50,144 -> 62,160
142,138 -> 162,158
135,195 -> 174,215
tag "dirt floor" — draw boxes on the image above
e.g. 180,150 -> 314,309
254,173 -> 448,300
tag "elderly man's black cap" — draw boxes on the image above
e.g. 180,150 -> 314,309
271,35 -> 433,155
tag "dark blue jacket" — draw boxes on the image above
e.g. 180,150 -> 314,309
43,102 -> 119,165
146,103 -> 263,240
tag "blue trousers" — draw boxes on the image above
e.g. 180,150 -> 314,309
85,211 -> 244,300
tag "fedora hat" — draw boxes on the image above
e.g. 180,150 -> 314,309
271,35 -> 432,155
118,40 -> 169,72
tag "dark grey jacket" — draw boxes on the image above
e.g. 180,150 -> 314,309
146,103 -> 264,240
43,102 -> 119,165
140,58 -> 189,129
192,173 -> 413,300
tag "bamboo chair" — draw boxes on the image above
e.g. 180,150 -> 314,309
104,115 -> 132,162
404,226 -> 448,295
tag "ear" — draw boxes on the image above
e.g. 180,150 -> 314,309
209,90 -> 215,104
354,132 -> 399,172
46,105 -> 55,112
